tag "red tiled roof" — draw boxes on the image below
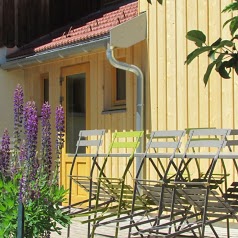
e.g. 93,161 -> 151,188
7,1 -> 138,59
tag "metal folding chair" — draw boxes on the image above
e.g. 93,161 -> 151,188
126,130 -> 188,237
176,129 -> 238,238
89,130 -> 144,238
128,128 -> 230,237
164,128 -> 230,237
62,129 -> 105,238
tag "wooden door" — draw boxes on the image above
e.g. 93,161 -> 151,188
61,63 -> 91,205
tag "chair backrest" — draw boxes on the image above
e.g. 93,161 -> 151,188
108,131 -> 143,154
75,129 -> 105,155
140,130 -> 185,180
225,129 -> 238,150
145,130 -> 185,155
184,129 -> 229,153
181,128 -> 230,181
103,130 -> 144,179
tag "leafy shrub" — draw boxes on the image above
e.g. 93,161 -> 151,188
0,84 -> 70,237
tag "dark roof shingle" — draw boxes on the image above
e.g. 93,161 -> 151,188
7,1 -> 138,60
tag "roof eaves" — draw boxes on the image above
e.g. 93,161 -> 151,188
1,35 -> 110,70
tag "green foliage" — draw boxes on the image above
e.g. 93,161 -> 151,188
23,181 -> 70,237
222,1 -> 238,36
222,0 -> 238,13
0,85 -> 71,237
186,30 -> 206,47
0,172 -> 70,237
185,1 -> 238,86
185,46 -> 212,65
0,174 -> 19,237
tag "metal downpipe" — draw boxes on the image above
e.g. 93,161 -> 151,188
106,44 -> 144,177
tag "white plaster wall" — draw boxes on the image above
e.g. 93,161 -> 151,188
0,47 -> 24,136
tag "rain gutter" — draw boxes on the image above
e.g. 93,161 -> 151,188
1,36 -> 109,70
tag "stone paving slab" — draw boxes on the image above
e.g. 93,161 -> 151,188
51,216 -> 238,238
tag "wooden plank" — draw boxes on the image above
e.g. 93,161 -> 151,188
176,0 -> 187,131
208,0 -> 222,129
219,0 -> 237,184
148,0 -> 160,178
166,0 -> 177,130
138,0 -> 148,13
198,0 -> 209,129
186,0 -> 199,129
149,0 -> 159,132
89,53 -> 97,130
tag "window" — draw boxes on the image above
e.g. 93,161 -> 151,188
113,68 -> 126,105
37,73 -> 50,116
103,57 -> 127,112
43,78 -> 49,103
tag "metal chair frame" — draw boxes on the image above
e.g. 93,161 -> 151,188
127,130 -> 188,237
90,130 -> 144,238
64,129 -> 105,238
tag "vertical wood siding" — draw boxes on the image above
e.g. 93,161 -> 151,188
140,0 -> 237,183
22,0 -> 238,186
23,44 -> 145,184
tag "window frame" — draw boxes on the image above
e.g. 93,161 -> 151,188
112,60 -> 126,107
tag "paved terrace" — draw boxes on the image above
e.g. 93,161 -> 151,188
51,216 -> 238,238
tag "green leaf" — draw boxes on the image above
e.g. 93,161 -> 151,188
223,16 -> 237,28
0,179 -> 3,188
234,60 -> 238,75
185,46 -> 212,65
215,54 -> 227,71
186,30 -> 206,47
203,61 -> 217,86
217,62 -> 231,79
230,17 -> 238,35
215,40 -> 234,48
0,204 -> 7,212
6,198 -> 14,208
158,0 -> 163,4
222,2 -> 238,13
208,50 -> 216,60
203,54 -> 225,86
211,38 -> 222,47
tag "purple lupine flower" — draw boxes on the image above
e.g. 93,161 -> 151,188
19,141 -> 27,202
0,129 -> 10,177
19,139 -> 40,202
19,140 -> 27,163
19,170 -> 27,203
19,175 -> 26,202
13,84 -> 24,147
54,105 -> 65,183
23,101 -> 39,180
41,102 -> 52,180
55,105 -> 65,134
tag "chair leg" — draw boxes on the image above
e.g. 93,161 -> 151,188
201,187 -> 210,237
226,217 -> 230,238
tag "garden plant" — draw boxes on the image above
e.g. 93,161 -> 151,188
0,84 -> 70,237
185,0 -> 238,85
148,0 -> 238,85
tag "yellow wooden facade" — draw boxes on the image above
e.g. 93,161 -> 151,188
139,0 -> 238,185
22,43 -> 146,201
18,0 -> 238,196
